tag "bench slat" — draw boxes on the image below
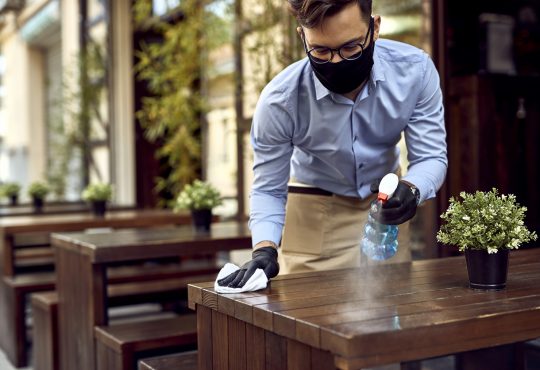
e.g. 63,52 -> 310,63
138,351 -> 197,370
94,315 -> 197,353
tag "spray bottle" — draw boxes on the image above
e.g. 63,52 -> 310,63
361,173 -> 399,261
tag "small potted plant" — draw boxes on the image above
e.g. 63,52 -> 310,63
82,183 -> 113,217
1,182 -> 22,205
174,179 -> 222,232
437,188 -> 537,290
28,182 -> 50,213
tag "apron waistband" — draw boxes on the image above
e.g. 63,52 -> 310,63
288,185 -> 332,196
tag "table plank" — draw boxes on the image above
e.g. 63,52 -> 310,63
212,310 -> 229,370
287,339 -> 312,370
265,331 -> 287,369
197,305 -> 214,370
228,315 -> 247,370
245,323 -> 266,370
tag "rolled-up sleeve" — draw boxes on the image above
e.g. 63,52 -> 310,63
249,88 -> 294,246
402,55 -> 448,204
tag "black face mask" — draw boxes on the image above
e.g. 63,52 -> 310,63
306,18 -> 375,94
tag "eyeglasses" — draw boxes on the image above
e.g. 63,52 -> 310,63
302,17 -> 373,64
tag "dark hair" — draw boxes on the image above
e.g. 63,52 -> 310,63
288,0 -> 372,28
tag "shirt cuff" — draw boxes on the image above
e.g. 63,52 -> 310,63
401,174 -> 434,205
249,221 -> 283,248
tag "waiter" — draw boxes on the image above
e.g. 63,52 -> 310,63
219,0 -> 447,288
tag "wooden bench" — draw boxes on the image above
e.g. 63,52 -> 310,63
0,210 -> 195,367
95,314 -> 197,370
31,262 -> 219,370
14,246 -> 55,274
0,272 -> 55,366
138,351 -> 198,370
2,258 -> 218,368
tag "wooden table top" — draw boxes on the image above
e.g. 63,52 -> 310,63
188,248 -> 540,368
0,209 -> 189,234
52,221 -> 252,263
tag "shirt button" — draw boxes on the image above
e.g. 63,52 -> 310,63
353,135 -> 358,141
358,163 -> 364,169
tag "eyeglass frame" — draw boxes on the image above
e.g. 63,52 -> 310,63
301,17 -> 374,64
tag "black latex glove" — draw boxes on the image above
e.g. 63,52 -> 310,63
217,247 -> 279,288
370,180 -> 419,225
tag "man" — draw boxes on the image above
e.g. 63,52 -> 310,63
218,0 -> 447,288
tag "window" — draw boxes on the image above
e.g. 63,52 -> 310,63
374,0 -> 431,54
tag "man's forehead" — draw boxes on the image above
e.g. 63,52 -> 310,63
302,3 -> 369,47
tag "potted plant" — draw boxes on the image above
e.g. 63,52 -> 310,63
28,182 -> 50,213
437,188 -> 537,290
1,182 -> 22,205
82,183 -> 113,217
174,180 -> 222,232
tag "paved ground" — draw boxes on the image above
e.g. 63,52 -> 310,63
0,350 -> 31,370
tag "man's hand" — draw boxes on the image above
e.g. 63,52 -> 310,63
370,180 -> 420,225
217,247 -> 279,288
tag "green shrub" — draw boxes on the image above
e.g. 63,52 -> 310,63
437,188 -> 537,254
28,182 -> 50,200
0,182 -> 21,197
82,183 -> 113,202
174,180 -> 222,211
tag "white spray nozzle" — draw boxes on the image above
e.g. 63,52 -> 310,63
377,173 -> 399,203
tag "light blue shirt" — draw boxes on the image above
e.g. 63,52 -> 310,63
249,39 -> 447,246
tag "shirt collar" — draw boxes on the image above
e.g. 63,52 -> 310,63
311,45 -> 386,101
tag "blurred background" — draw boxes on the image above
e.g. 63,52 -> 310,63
0,0 -> 538,257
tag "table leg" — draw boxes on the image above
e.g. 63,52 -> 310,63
56,247 -> 107,370
1,234 -> 15,277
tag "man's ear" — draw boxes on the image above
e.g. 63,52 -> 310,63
373,15 -> 381,41
296,26 -> 303,37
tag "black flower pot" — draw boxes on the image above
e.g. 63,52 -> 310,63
91,200 -> 107,217
465,249 -> 509,290
9,195 -> 18,206
32,197 -> 44,213
191,209 -> 212,233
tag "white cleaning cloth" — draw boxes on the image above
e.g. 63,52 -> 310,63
214,263 -> 268,293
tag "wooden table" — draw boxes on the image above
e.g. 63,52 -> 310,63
0,203 -> 134,217
188,248 -> 540,370
52,221 -> 252,370
0,209 -> 190,277
0,200 -> 86,208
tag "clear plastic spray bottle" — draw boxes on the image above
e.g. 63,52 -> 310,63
361,173 -> 399,261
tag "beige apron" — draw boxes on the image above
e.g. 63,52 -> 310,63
279,184 -> 411,275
